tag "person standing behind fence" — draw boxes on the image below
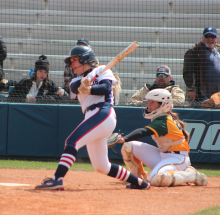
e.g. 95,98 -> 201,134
0,35 -> 7,91
76,38 -> 91,47
183,26 -> 220,107
129,65 -> 185,107
8,55 -> 68,103
35,46 -> 150,190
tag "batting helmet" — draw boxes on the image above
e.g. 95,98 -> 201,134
64,46 -> 97,66
143,89 -> 173,119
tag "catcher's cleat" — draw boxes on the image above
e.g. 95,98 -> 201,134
35,178 -> 64,190
185,166 -> 208,186
185,166 -> 197,174
195,172 -> 208,186
126,182 -> 151,190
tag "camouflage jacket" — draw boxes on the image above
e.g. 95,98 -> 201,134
129,80 -> 185,107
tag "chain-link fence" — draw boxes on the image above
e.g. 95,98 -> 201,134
0,0 -> 220,107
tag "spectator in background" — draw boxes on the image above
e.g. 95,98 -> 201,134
0,35 -> 8,91
183,26 -> 220,107
76,38 -> 91,47
63,64 -> 76,94
129,65 -> 185,107
8,55 -> 68,103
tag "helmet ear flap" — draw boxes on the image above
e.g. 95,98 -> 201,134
64,46 -> 96,65
79,52 -> 93,65
79,57 -> 84,64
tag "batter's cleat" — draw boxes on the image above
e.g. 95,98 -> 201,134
35,178 -> 64,190
195,172 -> 208,186
126,182 -> 151,190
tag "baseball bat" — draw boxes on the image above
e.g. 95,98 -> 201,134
90,41 -> 139,82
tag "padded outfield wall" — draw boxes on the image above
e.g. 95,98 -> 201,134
0,103 -> 220,163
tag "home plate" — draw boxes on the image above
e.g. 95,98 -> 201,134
0,183 -> 32,186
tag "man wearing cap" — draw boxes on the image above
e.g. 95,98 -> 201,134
183,26 -> 220,106
76,38 -> 91,47
129,65 -> 185,107
0,34 -> 8,91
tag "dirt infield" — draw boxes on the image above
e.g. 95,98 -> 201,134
0,169 -> 220,215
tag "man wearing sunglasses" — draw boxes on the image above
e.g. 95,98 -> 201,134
129,65 -> 185,107
183,26 -> 220,107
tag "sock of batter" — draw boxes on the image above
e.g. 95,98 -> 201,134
107,163 -> 148,188
54,146 -> 78,181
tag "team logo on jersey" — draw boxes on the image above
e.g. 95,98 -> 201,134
93,79 -> 98,85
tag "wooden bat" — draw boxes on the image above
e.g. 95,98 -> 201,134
90,41 -> 139,82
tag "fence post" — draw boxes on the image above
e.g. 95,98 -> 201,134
140,62 -> 145,74
36,13 -> 41,24
10,58 -> 14,70
155,31 -> 160,43
18,42 -> 23,54
147,47 -> 152,58
44,0 -> 49,10
162,17 -> 167,27
169,2 -> 173,14
27,28 -> 32,39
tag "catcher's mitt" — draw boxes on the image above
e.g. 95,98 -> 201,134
107,133 -> 123,148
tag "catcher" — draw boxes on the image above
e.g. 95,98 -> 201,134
108,89 -> 208,187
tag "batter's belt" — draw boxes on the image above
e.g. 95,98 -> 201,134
164,151 -> 180,154
164,151 -> 188,156
84,102 -> 113,114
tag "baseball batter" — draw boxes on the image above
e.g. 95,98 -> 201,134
119,89 -> 208,187
35,46 -> 150,190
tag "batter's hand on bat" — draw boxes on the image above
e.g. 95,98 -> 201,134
81,77 -> 92,87
78,84 -> 91,94
78,77 -> 92,94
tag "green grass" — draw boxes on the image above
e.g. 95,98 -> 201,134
0,159 -> 95,171
0,159 -> 220,176
190,206 -> 220,215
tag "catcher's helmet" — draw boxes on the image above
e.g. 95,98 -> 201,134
64,46 -> 97,66
143,89 -> 173,119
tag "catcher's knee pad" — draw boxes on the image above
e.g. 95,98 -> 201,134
121,141 -> 133,160
150,172 -> 174,187
121,142 -> 138,175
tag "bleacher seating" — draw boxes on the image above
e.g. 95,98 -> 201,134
1,0 -> 220,105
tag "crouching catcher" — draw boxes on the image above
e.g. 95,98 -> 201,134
118,89 -> 208,187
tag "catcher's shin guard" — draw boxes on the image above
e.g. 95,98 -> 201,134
151,170 -> 207,187
121,142 -> 148,181
150,172 -> 174,187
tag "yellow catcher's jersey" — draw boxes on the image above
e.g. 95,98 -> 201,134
146,114 -> 190,153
